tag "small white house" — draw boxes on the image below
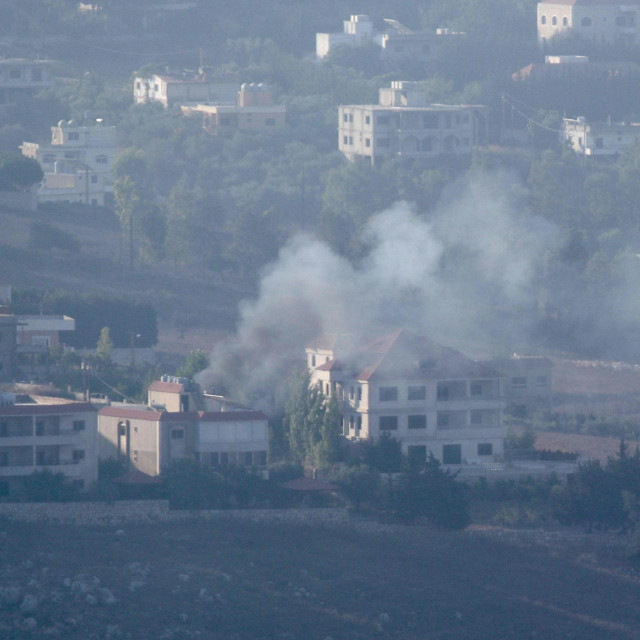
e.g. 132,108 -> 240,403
562,116 -> 640,157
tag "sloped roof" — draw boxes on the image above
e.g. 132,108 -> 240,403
313,328 -> 503,382
148,381 -> 185,393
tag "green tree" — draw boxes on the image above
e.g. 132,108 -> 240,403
316,394 -> 344,466
334,464 -> 380,511
0,152 -> 43,191
177,349 -> 209,379
96,326 -> 113,361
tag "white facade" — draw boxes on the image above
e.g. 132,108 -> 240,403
0,398 -> 98,497
538,1 -> 640,46
339,81 -> 488,164
562,116 -> 640,156
306,330 -> 507,466
133,73 -> 238,109
316,15 -> 379,58
21,121 -> 117,207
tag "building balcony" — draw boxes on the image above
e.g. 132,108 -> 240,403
0,461 -> 82,477
434,425 -> 505,438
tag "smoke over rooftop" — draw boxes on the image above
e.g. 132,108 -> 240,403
197,171 -> 563,411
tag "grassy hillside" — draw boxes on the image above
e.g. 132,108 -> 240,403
0,203 -> 252,355
0,515 -> 639,639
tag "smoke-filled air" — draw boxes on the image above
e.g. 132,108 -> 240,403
198,172 -> 561,409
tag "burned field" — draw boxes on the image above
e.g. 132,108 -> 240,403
1,516 -> 640,640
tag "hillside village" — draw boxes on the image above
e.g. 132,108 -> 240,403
2,1 -> 640,637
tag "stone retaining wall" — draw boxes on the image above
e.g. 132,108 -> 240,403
0,500 -> 352,526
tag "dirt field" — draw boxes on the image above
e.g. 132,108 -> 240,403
1,515 -> 640,640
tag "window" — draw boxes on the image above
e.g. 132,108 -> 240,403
31,68 -> 42,82
311,355 -> 316,367
325,383 -> 330,395
365,138 -> 371,147
470,383 -> 482,396
478,443 -> 493,456
171,429 -> 184,439
563,17 -> 568,26
408,385 -> 426,400
357,387 -> 362,402
443,444 -> 462,464
343,135 -> 349,145
73,420 -> 85,431
437,412 -> 449,427
9,69 -> 21,79
95,155 -> 108,164
36,421 -> 44,436
265,118 -> 276,126
72,449 -> 85,461
437,384 -> 449,401
118,424 -> 127,436
541,15 -> 547,25
379,386 -> 398,401
408,415 -> 427,430
0,422 -> 6,437
153,83 -> 159,92
68,132 -> 80,141
379,416 -> 398,431
136,82 -> 141,89
536,375 -> 548,386
348,136 -> 353,144
356,415 -> 361,431
408,445 -> 427,467
343,113 -> 348,123
349,386 -> 354,399
471,411 -> 482,425
365,115 -> 370,125
511,377 -> 527,390
552,16 -> 557,25
581,17 -> 592,26
348,114 -> 353,123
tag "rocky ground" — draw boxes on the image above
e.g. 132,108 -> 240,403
1,511 -> 640,639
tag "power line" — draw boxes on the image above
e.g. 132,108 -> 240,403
502,94 -> 564,134
90,368 -> 139,404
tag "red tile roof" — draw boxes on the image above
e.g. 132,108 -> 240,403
99,406 -> 267,423
0,402 -> 95,416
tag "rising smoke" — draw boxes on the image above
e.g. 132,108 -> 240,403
197,171 -> 559,410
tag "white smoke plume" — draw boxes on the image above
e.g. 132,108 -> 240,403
197,172 -> 557,410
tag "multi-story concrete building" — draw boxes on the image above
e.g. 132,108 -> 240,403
562,116 -> 640,157
182,83 -> 286,135
512,55 -> 640,81
538,0 -> 640,46
339,81 -> 488,164
306,329 -> 506,466
21,121 -> 118,207
98,377 -> 269,476
133,72 -> 238,109
0,315 -> 17,382
0,396 -> 97,497
484,356 -> 553,417
316,15 -> 463,62
0,59 -> 56,111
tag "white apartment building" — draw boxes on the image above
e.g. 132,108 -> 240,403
538,0 -> 640,46
0,59 -> 56,109
306,329 -> 506,466
133,72 -> 238,109
0,396 -> 97,497
317,14 -> 378,58
98,377 -> 268,476
339,81 -> 488,164
21,121 -> 117,207
562,116 -> 640,156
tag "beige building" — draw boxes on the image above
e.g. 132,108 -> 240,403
306,329 -> 506,466
485,356 -> 553,417
538,0 -> 640,46
182,83 -> 286,135
21,121 -> 118,207
133,72 -> 238,109
0,396 -> 97,497
339,81 -> 488,164
98,377 -> 268,476
562,116 -> 640,157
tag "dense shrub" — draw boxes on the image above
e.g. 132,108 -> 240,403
24,470 -> 75,502
333,465 -> 380,511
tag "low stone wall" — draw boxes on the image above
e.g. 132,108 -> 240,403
0,500 -> 352,527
